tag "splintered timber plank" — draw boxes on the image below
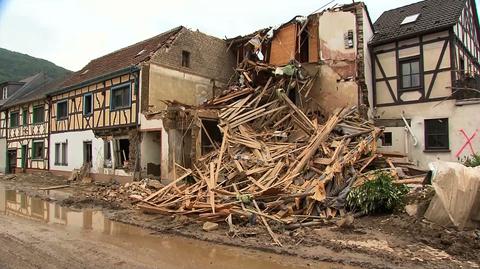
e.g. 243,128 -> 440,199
143,169 -> 192,202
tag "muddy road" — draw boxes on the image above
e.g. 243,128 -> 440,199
0,176 -> 479,269
0,185 -> 355,269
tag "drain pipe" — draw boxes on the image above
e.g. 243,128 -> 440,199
402,112 -> 418,152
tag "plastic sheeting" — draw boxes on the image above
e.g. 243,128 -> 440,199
424,161 -> 480,229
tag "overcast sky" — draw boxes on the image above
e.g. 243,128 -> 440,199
0,0 -> 477,71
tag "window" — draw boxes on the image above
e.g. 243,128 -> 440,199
22,108 -> 28,125
400,58 -> 421,89
114,139 -> 130,168
381,132 -> 393,147
110,84 -> 131,110
425,118 -> 449,150
55,142 -> 68,165
57,100 -> 68,120
83,93 -> 93,116
401,13 -> 420,25
10,112 -> 19,127
2,87 -> 7,99
32,106 -> 44,124
182,50 -> 190,68
32,141 -> 44,160
104,141 -> 112,168
83,141 -> 92,165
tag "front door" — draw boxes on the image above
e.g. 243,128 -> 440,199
21,145 -> 27,170
7,150 -> 17,174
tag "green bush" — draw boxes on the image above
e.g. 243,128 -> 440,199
462,153 -> 480,167
347,172 -> 409,215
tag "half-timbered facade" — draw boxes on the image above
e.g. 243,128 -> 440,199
370,0 -> 480,168
48,26 -> 235,181
1,74 -> 54,173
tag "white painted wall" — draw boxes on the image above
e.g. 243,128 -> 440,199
376,100 -> 480,168
50,130 -> 105,174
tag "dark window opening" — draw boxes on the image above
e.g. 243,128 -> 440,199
32,106 -> 44,124
104,141 -> 112,168
201,120 -> 222,155
111,84 -> 130,110
460,57 -> 465,77
57,101 -> 68,120
381,132 -> 393,147
55,143 -> 60,165
83,141 -> 92,165
10,112 -> 19,127
425,118 -> 449,150
83,94 -> 93,115
32,141 -> 44,160
22,108 -> 27,125
344,30 -> 354,49
62,143 -> 68,165
400,58 -> 421,89
182,50 -> 191,68
299,29 -> 310,63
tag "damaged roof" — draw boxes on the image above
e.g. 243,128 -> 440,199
58,26 -> 184,90
371,0 -> 466,45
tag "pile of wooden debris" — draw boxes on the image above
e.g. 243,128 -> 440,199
131,60 -> 423,245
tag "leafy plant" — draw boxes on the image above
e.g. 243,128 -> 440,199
347,172 -> 409,214
462,153 -> 480,167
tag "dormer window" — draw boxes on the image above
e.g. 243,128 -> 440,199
182,50 -> 190,68
401,13 -> 420,25
2,87 -> 7,99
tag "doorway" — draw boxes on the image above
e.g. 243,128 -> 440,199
83,141 -> 92,166
21,145 -> 27,170
7,149 -> 17,174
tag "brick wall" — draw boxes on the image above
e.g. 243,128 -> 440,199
152,28 -> 236,82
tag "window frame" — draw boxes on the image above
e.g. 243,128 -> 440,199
398,56 -> 422,91
83,93 -> 93,116
54,143 -> 61,165
381,132 -> 393,147
110,83 -> 131,111
32,105 -> 45,124
22,107 -> 28,125
10,111 -> 19,128
424,118 -> 450,151
32,141 -> 44,160
2,87 -> 7,99
57,100 -> 68,120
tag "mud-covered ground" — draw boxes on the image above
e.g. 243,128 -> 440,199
1,173 -> 479,269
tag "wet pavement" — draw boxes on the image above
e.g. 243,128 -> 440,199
0,183 -> 357,269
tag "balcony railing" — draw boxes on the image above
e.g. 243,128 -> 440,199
452,75 -> 480,100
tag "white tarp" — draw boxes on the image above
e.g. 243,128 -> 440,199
424,161 -> 480,229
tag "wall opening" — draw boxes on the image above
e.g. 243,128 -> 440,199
299,28 -> 310,63
83,141 -> 92,166
201,119 -> 221,155
115,139 -> 130,168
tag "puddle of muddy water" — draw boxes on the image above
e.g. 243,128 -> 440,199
0,184 -> 357,269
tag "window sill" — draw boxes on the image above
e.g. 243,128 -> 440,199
32,122 -> 44,125
83,113 -> 93,117
32,158 -> 44,161
57,118 -> 68,121
398,87 -> 423,92
110,106 -> 131,111
423,149 -> 451,153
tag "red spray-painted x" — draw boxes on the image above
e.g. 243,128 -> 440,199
455,129 -> 478,158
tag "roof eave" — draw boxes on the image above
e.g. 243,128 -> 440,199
369,24 -> 454,47
48,65 -> 141,97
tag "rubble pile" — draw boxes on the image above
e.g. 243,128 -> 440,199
125,59 -> 423,245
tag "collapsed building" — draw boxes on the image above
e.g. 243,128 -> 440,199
162,2 -> 375,176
